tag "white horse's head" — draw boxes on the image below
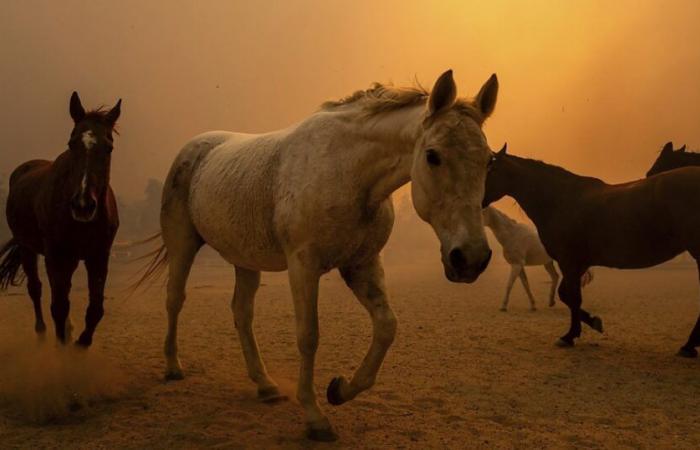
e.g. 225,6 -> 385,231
411,70 -> 498,283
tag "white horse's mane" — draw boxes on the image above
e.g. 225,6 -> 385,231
321,81 -> 485,123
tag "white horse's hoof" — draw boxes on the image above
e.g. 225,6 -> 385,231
258,386 -> 287,403
306,420 -> 338,442
164,367 -> 184,381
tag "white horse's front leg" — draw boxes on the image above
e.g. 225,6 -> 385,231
330,256 -> 397,406
518,268 -> 537,311
501,264 -> 521,311
287,255 -> 336,441
232,266 -> 284,403
544,261 -> 560,307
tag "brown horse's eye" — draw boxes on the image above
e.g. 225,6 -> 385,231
426,149 -> 441,166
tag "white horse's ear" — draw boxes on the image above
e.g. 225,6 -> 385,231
475,74 -> 498,119
428,69 -> 457,117
661,142 -> 673,155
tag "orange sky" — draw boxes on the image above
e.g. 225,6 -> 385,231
2,1 -> 699,206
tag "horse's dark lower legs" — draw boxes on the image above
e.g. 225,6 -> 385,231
20,248 -> 45,334
679,257 -> 700,358
557,275 -> 583,346
46,254 -> 79,344
77,252 -> 109,347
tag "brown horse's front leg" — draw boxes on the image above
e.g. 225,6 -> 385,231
557,271 -> 603,347
77,252 -> 109,347
45,253 -> 79,344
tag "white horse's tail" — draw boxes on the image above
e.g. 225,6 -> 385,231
581,269 -> 594,288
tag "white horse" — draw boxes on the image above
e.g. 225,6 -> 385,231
483,206 -> 594,311
142,70 -> 499,441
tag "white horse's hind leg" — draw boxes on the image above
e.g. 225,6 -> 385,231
162,218 -> 201,380
518,268 -> 537,311
286,254 -> 336,441
232,266 -> 285,402
544,261 -> 559,307
501,264 -> 521,311
330,256 -> 397,406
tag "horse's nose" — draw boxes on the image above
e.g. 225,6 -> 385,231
445,246 -> 491,283
449,248 -> 468,272
70,192 -> 97,221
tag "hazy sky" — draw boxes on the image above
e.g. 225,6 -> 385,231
2,0 -> 699,204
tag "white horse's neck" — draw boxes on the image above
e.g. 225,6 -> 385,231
329,104 -> 424,207
485,207 -> 518,241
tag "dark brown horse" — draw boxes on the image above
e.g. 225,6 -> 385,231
647,141 -> 697,176
0,92 -> 121,346
483,144 -> 700,357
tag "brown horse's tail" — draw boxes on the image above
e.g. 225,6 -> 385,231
128,233 -> 169,292
0,239 -> 25,290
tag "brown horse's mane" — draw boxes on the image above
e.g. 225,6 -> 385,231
81,107 -> 120,134
506,153 -> 605,186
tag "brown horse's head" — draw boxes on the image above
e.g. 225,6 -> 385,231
67,92 -> 121,222
646,141 -> 694,177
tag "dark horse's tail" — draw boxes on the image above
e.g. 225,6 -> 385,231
0,239 -> 25,290
129,233 -> 169,292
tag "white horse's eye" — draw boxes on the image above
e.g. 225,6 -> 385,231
426,149 -> 441,166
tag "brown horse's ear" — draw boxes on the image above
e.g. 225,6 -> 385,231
106,99 -> 121,126
661,142 -> 673,155
70,91 -> 85,123
475,74 -> 498,120
428,69 -> 457,117
497,142 -> 507,156
678,144 -> 687,153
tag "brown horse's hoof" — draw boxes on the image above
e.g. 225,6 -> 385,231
677,347 -> 698,358
591,316 -> 604,333
164,369 -> 185,381
306,424 -> 338,442
327,376 -> 349,406
35,322 -> 47,334
75,334 -> 92,348
257,386 -> 288,403
556,337 -> 574,348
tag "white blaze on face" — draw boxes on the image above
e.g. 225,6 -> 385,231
79,130 -> 96,206
81,130 -> 97,150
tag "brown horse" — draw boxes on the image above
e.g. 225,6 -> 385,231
483,144 -> 700,357
0,92 -> 121,346
647,141 -> 696,176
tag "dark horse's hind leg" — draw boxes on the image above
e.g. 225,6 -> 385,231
46,253 -> 79,344
557,271 -> 603,347
76,252 -> 109,347
20,248 -> 45,334
678,257 -> 700,358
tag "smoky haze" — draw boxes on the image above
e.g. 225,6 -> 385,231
1,0 -> 699,230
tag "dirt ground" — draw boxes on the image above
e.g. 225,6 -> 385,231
1,241 -> 700,449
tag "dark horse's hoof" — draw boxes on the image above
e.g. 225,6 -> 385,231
164,370 -> 185,381
327,376 -> 348,406
677,347 -> 698,358
75,335 -> 92,348
257,386 -> 288,403
591,316 -> 604,333
556,337 -> 575,347
306,425 -> 339,442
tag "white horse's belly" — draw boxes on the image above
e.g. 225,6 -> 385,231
189,140 -> 288,271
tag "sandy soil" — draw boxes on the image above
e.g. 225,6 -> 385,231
1,242 -> 700,449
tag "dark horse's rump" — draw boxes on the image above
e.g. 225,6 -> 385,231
0,92 -> 121,346
483,145 -> 700,357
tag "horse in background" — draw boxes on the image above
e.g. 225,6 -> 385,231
484,144 -> 700,357
138,70 -> 499,441
647,141 -> 697,176
483,206 -> 592,311
0,92 -> 121,347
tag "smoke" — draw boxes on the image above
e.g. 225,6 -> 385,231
0,331 -> 127,424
